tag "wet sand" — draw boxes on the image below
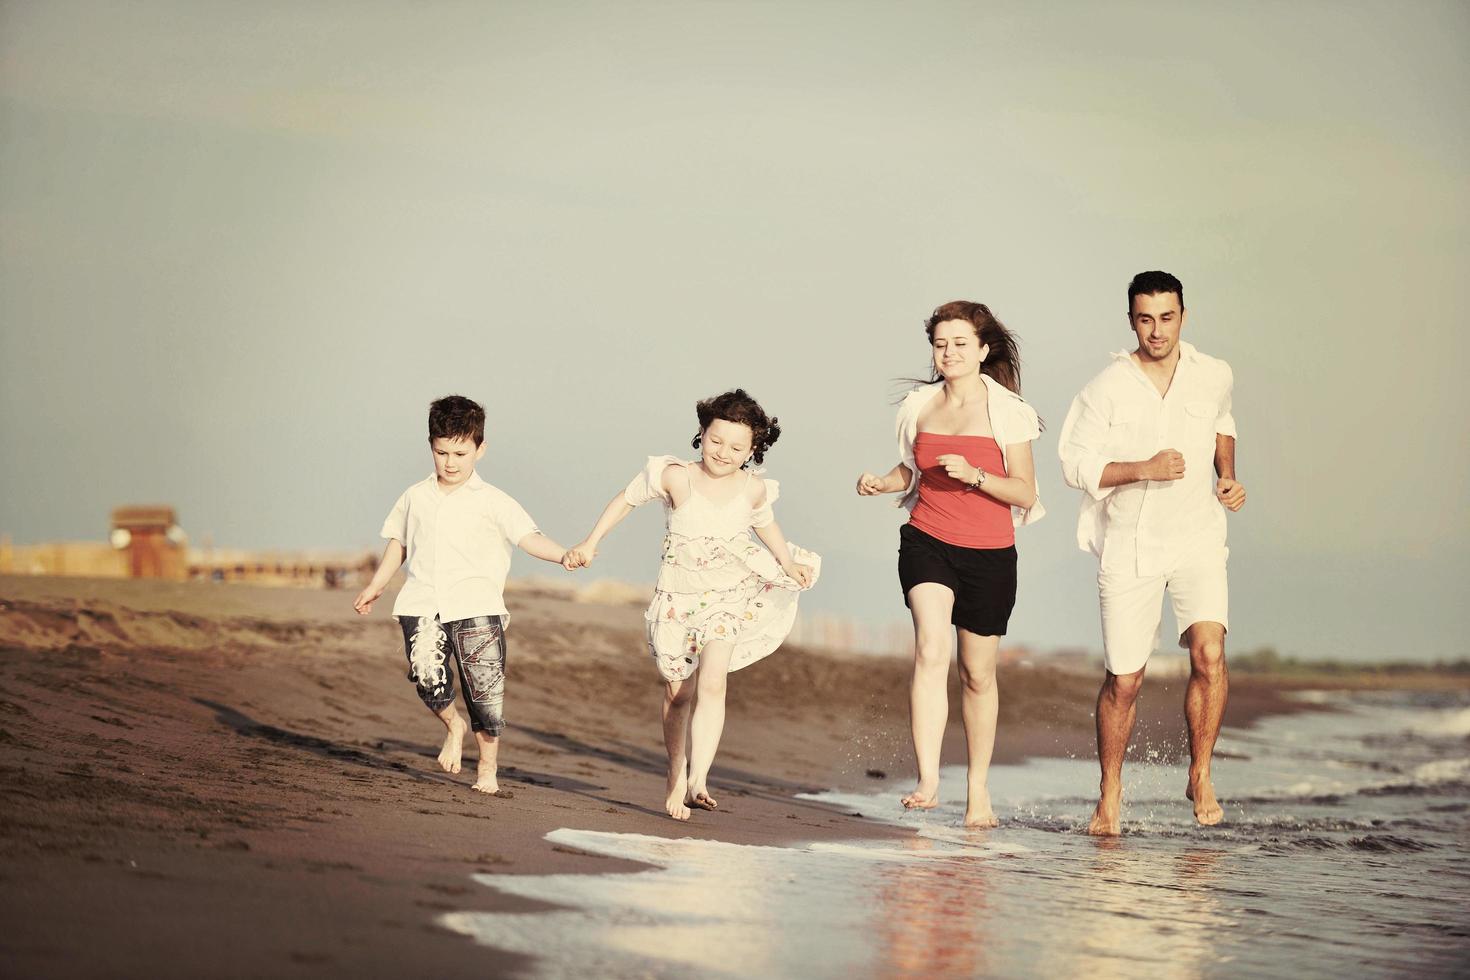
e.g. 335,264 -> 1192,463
1,574 -> 1318,977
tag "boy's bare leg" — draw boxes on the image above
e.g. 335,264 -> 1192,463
1183,622 -> 1228,826
1090,666 -> 1145,835
903,584 -> 956,810
471,731 -> 501,794
662,678 -> 695,820
686,640 -> 734,810
433,703 -> 468,774
957,629 -> 1000,828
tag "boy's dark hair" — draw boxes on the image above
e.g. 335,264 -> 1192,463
690,389 -> 781,467
1128,270 -> 1184,309
428,395 -> 486,447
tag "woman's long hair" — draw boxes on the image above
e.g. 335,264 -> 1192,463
919,300 -> 1023,394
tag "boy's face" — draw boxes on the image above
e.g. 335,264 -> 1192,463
430,435 -> 485,488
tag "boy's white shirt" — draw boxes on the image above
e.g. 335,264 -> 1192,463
894,373 -> 1046,527
380,470 -> 538,621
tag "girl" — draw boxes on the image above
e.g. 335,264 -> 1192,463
565,389 -> 819,821
855,302 -> 1044,827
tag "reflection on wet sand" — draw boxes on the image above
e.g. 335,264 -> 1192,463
873,835 -> 993,977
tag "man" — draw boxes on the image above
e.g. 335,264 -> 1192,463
1058,270 -> 1247,834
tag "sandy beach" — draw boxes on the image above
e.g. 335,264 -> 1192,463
1,574 -> 1342,977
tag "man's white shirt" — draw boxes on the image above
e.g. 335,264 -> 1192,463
380,471 -> 538,622
1058,341 -> 1236,577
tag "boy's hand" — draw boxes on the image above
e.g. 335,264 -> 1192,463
353,586 -> 382,615
562,543 -> 596,570
782,561 -> 815,589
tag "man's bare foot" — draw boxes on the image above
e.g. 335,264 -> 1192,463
1186,774 -> 1223,826
963,787 -> 998,828
666,771 -> 691,821
686,781 -> 717,811
437,714 -> 468,774
901,782 -> 940,810
1088,787 -> 1121,836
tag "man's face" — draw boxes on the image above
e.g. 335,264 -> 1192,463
1128,291 -> 1186,363
430,435 -> 485,488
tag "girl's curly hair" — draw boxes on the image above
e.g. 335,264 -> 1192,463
690,388 -> 781,467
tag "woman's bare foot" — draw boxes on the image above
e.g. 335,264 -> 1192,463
1088,784 -> 1121,836
1186,774 -> 1223,826
963,786 -> 998,828
901,781 -> 940,810
666,771 -> 691,821
437,713 -> 468,774
686,780 -> 717,811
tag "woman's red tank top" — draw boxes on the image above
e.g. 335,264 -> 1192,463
908,433 -> 1015,549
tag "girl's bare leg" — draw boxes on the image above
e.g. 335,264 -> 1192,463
662,678 -> 696,820
902,584 -> 956,809
957,629 -> 1000,827
685,639 -> 734,810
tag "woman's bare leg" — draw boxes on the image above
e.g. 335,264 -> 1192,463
956,629 -> 1000,827
902,584 -> 956,809
662,678 -> 695,820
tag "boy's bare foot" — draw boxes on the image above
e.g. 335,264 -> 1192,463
686,783 -> 717,811
666,771 -> 691,821
963,787 -> 998,828
1088,785 -> 1121,836
901,781 -> 939,810
438,714 -> 468,774
1186,774 -> 1223,826
472,756 -> 499,795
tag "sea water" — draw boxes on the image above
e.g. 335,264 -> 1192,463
442,689 -> 1470,978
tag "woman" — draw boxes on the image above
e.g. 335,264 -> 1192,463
856,301 -> 1044,827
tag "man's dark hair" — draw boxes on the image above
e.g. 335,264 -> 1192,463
1127,270 -> 1184,310
690,388 -> 781,467
428,395 -> 486,447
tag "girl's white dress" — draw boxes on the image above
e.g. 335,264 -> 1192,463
623,455 -> 821,682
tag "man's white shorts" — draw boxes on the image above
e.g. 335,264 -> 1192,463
1098,545 -> 1229,675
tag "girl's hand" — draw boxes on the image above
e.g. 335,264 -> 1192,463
563,543 -> 596,570
936,454 -> 979,485
353,585 -> 382,615
856,472 -> 886,496
782,561 -> 815,588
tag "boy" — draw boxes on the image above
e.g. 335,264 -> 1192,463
354,395 -> 570,795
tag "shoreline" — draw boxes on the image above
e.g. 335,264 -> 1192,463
1,575 -> 1458,977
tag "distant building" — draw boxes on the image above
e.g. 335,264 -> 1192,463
110,506 -> 188,580
1,506 -> 374,590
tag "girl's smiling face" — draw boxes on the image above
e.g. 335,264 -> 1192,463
930,318 -> 989,380
698,418 -> 755,476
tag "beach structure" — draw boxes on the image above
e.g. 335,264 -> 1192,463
1,506 -> 375,589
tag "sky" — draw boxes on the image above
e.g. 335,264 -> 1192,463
2,1 -> 1467,662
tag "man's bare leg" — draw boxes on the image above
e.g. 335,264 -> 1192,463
1090,666 -> 1145,835
957,629 -> 1001,828
1183,622 -> 1228,826
471,731 -> 500,794
902,584 -> 956,810
433,703 -> 468,774
662,678 -> 695,821
685,640 -> 734,810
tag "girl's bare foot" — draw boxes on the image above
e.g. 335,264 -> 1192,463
963,786 -> 998,828
901,781 -> 940,810
686,780 -> 717,810
1186,774 -> 1223,826
437,714 -> 468,774
666,771 -> 691,821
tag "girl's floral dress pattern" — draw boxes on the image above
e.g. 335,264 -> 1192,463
623,455 -> 821,682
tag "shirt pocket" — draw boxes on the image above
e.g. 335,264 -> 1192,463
1184,401 -> 1217,451
1106,407 -> 1144,456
